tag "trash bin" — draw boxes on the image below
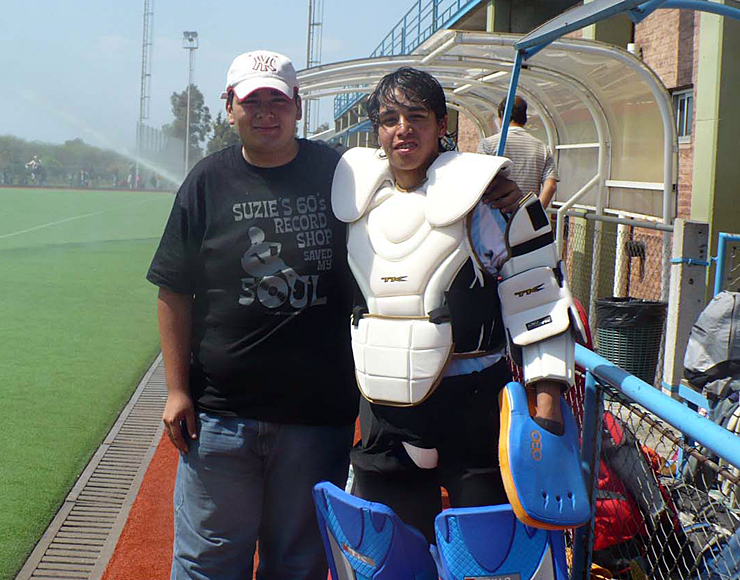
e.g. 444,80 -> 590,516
595,297 -> 668,385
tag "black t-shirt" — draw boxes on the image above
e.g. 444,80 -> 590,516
147,140 -> 358,426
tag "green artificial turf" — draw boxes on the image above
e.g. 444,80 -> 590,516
0,187 -> 174,578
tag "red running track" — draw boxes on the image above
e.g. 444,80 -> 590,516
100,424 -> 364,579
102,432 -> 177,580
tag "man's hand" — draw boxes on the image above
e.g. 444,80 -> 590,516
157,287 -> 195,454
162,391 -> 197,454
482,174 -> 523,215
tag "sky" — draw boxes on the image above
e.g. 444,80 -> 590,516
0,0 -> 414,154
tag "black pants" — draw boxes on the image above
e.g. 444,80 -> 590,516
350,359 -> 511,543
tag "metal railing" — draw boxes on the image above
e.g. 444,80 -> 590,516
714,233 -> 740,296
334,0 -> 482,117
570,345 -> 740,579
559,217 -> 672,389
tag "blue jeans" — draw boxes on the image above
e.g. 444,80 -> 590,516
171,412 -> 354,580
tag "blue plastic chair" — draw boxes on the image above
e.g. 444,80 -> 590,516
312,481 -> 438,580
433,504 -> 569,580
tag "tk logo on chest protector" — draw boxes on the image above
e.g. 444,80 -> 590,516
381,276 -> 407,283
514,283 -> 544,297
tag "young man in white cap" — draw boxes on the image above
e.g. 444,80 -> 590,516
147,50 -> 358,579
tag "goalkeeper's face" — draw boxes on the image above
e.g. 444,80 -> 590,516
377,90 -> 447,191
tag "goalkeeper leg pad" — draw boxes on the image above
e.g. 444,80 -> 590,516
312,482 -> 438,580
434,504 -> 569,580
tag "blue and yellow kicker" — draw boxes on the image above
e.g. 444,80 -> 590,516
498,381 -> 590,529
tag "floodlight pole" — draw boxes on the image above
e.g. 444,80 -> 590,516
136,0 -> 154,188
182,31 -> 198,175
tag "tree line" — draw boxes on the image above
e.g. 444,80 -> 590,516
164,84 -> 241,167
0,84 -> 241,189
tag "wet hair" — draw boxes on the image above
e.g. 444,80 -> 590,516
498,95 -> 528,126
367,67 -> 454,151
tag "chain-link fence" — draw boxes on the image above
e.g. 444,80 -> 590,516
561,217 -> 672,312
541,215 -> 740,579
512,354 -> 740,578
572,383 -> 740,579
560,216 -> 673,387
505,212 -> 740,579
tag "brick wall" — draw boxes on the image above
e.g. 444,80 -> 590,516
675,11 -> 701,219
635,10 -> 681,86
636,9 -> 698,218
677,10 -> 697,86
635,8 -> 696,89
457,114 -> 490,153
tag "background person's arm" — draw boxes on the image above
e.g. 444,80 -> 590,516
158,287 -> 196,453
539,177 -> 557,209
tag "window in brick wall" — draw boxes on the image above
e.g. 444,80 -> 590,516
672,88 -> 693,142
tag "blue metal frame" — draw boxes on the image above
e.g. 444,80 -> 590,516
714,232 -> 740,297
347,119 -> 372,136
370,0 -> 481,58
515,0 -> 648,56
674,382 -> 710,409
572,371 -> 602,580
495,49 -> 524,156
498,0 -> 740,151
333,0 -> 483,120
576,344 -> 740,469
630,0 -> 740,23
574,345 -> 740,574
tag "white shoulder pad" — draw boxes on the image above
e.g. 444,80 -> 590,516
425,152 -> 511,227
331,147 -> 393,223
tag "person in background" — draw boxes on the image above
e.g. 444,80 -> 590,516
478,95 -> 558,209
147,49 -> 358,580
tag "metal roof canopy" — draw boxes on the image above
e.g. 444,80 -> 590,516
518,0 -> 740,53
299,29 -> 675,235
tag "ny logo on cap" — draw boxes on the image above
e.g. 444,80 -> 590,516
252,54 -> 277,73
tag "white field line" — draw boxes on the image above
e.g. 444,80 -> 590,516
0,197 -> 164,241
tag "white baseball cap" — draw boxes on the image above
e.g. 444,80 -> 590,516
222,50 -> 299,101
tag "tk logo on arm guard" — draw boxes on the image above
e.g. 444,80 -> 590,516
514,283 -> 544,297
